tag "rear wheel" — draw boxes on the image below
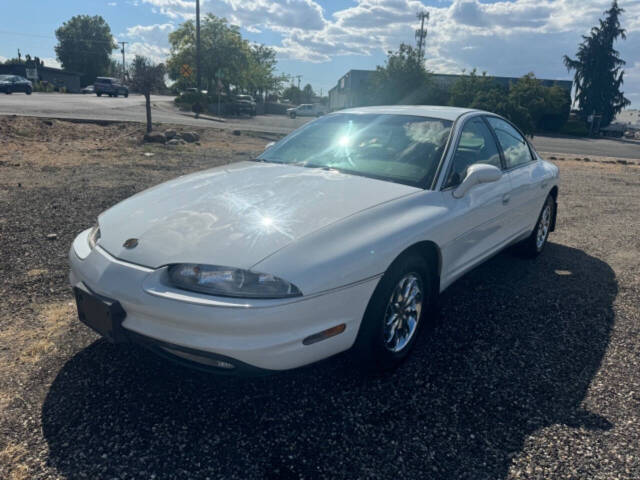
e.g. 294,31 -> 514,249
518,195 -> 554,257
97,92 -> 102,97
354,253 -> 433,372
25,87 -> 32,95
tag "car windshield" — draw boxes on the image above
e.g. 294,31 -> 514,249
258,113 -> 453,187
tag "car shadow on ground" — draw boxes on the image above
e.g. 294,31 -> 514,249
42,243 -> 617,479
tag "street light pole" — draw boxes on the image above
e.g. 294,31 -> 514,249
196,0 -> 201,91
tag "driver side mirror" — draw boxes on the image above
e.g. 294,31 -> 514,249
452,164 -> 502,199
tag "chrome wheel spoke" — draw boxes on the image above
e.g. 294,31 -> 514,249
383,273 -> 424,353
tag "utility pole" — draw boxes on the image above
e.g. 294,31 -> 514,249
415,11 -> 429,61
295,75 -> 302,89
17,48 -> 21,62
119,41 -> 128,81
196,0 -> 201,91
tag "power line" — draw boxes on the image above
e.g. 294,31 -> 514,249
0,29 -> 126,48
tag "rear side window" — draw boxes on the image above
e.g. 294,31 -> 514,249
486,117 -> 533,169
444,118 -> 502,188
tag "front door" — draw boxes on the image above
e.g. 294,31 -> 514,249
439,117 -> 514,286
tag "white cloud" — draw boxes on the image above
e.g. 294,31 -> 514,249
130,0 -> 640,102
108,2 -> 118,6
41,57 -> 62,69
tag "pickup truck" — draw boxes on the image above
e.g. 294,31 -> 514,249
287,103 -> 325,118
94,77 -> 129,98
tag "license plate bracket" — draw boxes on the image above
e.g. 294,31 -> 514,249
73,287 -> 127,343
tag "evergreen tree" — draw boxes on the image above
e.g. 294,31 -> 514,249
563,0 -> 630,126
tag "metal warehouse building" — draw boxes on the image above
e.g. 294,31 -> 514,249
0,63 -> 82,93
328,69 -> 573,112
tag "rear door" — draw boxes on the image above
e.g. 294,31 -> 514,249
485,116 -> 543,237
439,116 -> 514,285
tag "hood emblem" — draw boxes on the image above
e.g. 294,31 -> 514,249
123,238 -> 139,249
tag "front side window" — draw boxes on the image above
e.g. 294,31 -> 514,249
444,118 -> 502,188
486,117 -> 532,169
258,113 -> 453,187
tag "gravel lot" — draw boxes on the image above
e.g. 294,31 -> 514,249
1,116 -> 639,479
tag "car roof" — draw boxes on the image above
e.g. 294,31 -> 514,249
337,105 -> 477,121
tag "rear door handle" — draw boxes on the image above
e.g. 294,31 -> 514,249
502,194 -> 510,205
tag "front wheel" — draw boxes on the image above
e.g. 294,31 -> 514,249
289,112 -> 296,119
124,92 -> 128,98
26,87 -> 32,95
97,92 -> 102,97
354,253 -> 433,372
518,195 -> 554,257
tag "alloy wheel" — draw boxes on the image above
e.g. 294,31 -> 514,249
536,204 -> 552,250
383,273 -> 423,353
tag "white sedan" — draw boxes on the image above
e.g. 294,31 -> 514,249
69,106 -> 558,373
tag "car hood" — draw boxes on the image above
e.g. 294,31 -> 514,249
98,161 -> 419,269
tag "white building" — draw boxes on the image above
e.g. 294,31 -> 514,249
615,109 -> 640,129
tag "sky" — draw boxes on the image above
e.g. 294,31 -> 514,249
1,0 -> 639,107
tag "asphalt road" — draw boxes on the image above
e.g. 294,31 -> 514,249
1,92 -> 639,159
0,92 -> 308,134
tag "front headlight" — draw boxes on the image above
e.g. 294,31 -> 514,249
167,264 -> 302,299
87,224 -> 100,249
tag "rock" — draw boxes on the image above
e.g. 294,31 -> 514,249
41,119 -> 53,126
46,233 -> 57,240
232,130 -> 242,136
167,138 -> 186,146
181,131 -> 200,143
143,132 -> 166,143
142,152 -> 154,157
164,129 -> 177,140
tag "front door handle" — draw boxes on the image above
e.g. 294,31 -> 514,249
502,194 -> 511,205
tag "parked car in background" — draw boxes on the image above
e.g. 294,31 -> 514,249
94,77 -> 128,97
180,87 -> 208,96
69,106 -> 559,375
287,103 -> 325,118
81,85 -> 94,94
0,75 -> 32,95
228,94 -> 257,116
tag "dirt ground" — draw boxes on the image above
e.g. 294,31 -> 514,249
1,116 -> 640,479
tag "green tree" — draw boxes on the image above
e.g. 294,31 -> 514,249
564,0 -> 630,126
449,69 -> 494,108
282,85 -> 302,104
367,43 -> 431,105
167,14 -> 278,97
302,83 -> 315,103
54,15 -> 116,85
245,44 -> 280,100
130,56 -> 166,133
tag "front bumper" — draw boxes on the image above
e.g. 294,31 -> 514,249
69,229 -> 379,371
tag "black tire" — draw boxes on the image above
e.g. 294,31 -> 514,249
518,195 -> 554,258
354,252 -> 434,372
124,92 -> 129,98
26,87 -> 32,95
97,92 -> 102,97
290,112 -> 296,119
5,87 -> 11,95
